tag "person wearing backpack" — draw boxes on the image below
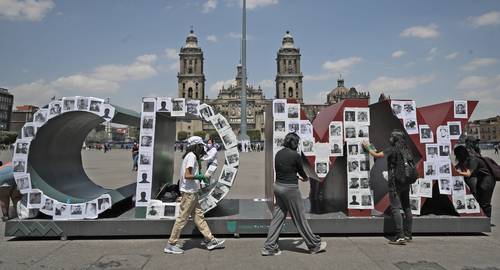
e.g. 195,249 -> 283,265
454,145 -> 496,218
363,129 -> 416,245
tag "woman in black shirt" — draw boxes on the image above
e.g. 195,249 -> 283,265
454,145 -> 495,218
261,133 -> 326,256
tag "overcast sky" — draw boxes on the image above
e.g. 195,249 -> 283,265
1,0 -> 499,120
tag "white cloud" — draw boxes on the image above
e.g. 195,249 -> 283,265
426,47 -> 438,61
400,23 -> 439,39
10,79 -> 58,106
391,50 -> 406,58
202,0 -> 217,13
51,74 -> 119,93
445,52 -> 459,60
206,34 -> 218,42
0,0 -> 55,21
257,79 -> 274,89
368,74 -> 436,93
467,11 -> 500,28
93,58 -> 158,82
457,74 -> 500,119
305,90 -> 330,104
322,57 -> 363,74
164,48 -> 178,60
460,57 -> 497,71
210,79 -> 236,93
226,0 -> 278,10
135,54 -> 158,64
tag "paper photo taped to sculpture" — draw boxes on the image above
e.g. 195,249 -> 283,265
140,135 -> 153,148
76,97 -> 90,111
49,100 -> 62,116
359,158 -> 370,172
426,143 -> 439,161
142,116 -> 154,130
142,99 -> 156,113
200,195 -> 217,211
33,109 -> 48,124
273,135 -> 285,151
225,147 -> 239,167
186,100 -> 200,116
100,104 -> 115,120
330,140 -> 343,156
439,143 -> 451,159
163,203 -> 179,219
137,170 -> 151,184
299,120 -> 313,138
136,187 -> 151,207
438,177 -> 452,195
360,177 -> 370,189
274,120 -> 286,135
348,160 -> 359,173
410,179 -> 420,196
288,120 -> 300,134
452,176 -> 466,196
39,195 -> 55,215
348,176 -> 360,189
273,99 -> 286,119
404,118 -> 418,134
315,160 -> 329,177
15,140 -> 30,155
212,114 -> 230,132
27,189 -> 42,208
89,99 -> 103,113
410,196 -> 421,215
452,195 -> 466,213
146,203 -> 162,219
139,152 -> 152,166
171,98 -> 186,116
287,103 -> 300,119
344,108 -> 356,122
62,97 -> 76,112
424,161 -> 437,179
344,124 -> 357,141
465,194 -> 480,214
448,121 -> 462,140
198,103 -> 215,121
22,123 -> 36,139
70,204 -> 85,219
391,100 -> 404,119
438,160 -> 451,177
329,121 -> 343,139
436,125 -> 450,143
15,174 -> 31,193
357,108 -> 370,125
358,125 -> 369,139
157,98 -> 172,112
218,165 -> 237,186
403,100 -> 416,119
419,179 -> 433,198
348,191 -> 361,208
301,138 -> 314,156
220,129 -> 237,149
13,158 -> 27,174
454,100 -> 467,119
98,196 -> 111,213
53,203 -> 70,220
419,124 -> 434,143
360,191 -> 374,209
347,142 -> 360,156
85,201 -> 98,219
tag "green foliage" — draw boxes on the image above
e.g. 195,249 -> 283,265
208,131 -> 221,143
0,131 -> 19,145
177,131 -> 188,141
247,129 -> 261,141
193,130 -> 207,139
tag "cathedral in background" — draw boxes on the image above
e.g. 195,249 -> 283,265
174,30 -> 370,141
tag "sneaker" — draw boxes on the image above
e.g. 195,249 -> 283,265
261,248 -> 282,256
388,237 -> 407,245
206,238 -> 225,250
310,241 -> 327,254
404,236 -> 412,242
164,243 -> 184,254
200,239 -> 211,248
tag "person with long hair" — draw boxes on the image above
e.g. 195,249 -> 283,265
164,136 -> 225,254
363,129 -> 413,245
454,145 -> 495,218
261,132 -> 326,256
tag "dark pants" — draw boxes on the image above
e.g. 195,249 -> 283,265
264,183 -> 321,251
0,186 -> 22,218
388,182 -> 412,238
469,176 -> 496,217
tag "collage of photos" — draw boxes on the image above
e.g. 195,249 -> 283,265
146,200 -> 180,220
391,100 -> 418,134
61,96 -> 112,120
344,107 -> 374,210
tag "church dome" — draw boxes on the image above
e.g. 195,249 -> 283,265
185,29 -> 199,48
281,31 -> 295,49
328,78 -> 349,96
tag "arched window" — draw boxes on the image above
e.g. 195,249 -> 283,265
282,82 -> 286,90
296,91 -> 299,98
182,92 -> 185,98
188,67 -> 193,73
195,82 -> 199,90
188,87 -> 193,98
195,92 -> 199,99
288,87 -> 293,97
183,83 -> 185,90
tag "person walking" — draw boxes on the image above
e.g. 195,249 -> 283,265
0,162 -> 22,221
495,144 -> 499,155
164,136 -> 225,254
131,143 -> 139,171
363,130 -> 414,245
454,145 -> 496,218
261,132 -> 326,256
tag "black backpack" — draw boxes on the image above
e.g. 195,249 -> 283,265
398,154 -> 418,186
481,156 -> 500,182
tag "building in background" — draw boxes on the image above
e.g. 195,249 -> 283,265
10,105 -> 38,133
0,88 -> 14,131
275,31 -> 303,103
326,77 -> 370,105
468,116 -> 500,143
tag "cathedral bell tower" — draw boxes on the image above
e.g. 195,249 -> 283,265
178,29 -> 206,100
275,31 -> 303,103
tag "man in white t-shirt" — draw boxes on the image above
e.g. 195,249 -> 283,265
164,136 -> 225,254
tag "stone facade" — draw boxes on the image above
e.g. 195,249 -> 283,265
468,116 -> 500,142
275,31 -> 303,103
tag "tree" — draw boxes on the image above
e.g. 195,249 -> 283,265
177,131 -> 188,141
247,129 -> 261,141
0,131 -> 18,145
193,130 -> 207,139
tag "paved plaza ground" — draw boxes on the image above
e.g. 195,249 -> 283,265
1,149 -> 500,269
